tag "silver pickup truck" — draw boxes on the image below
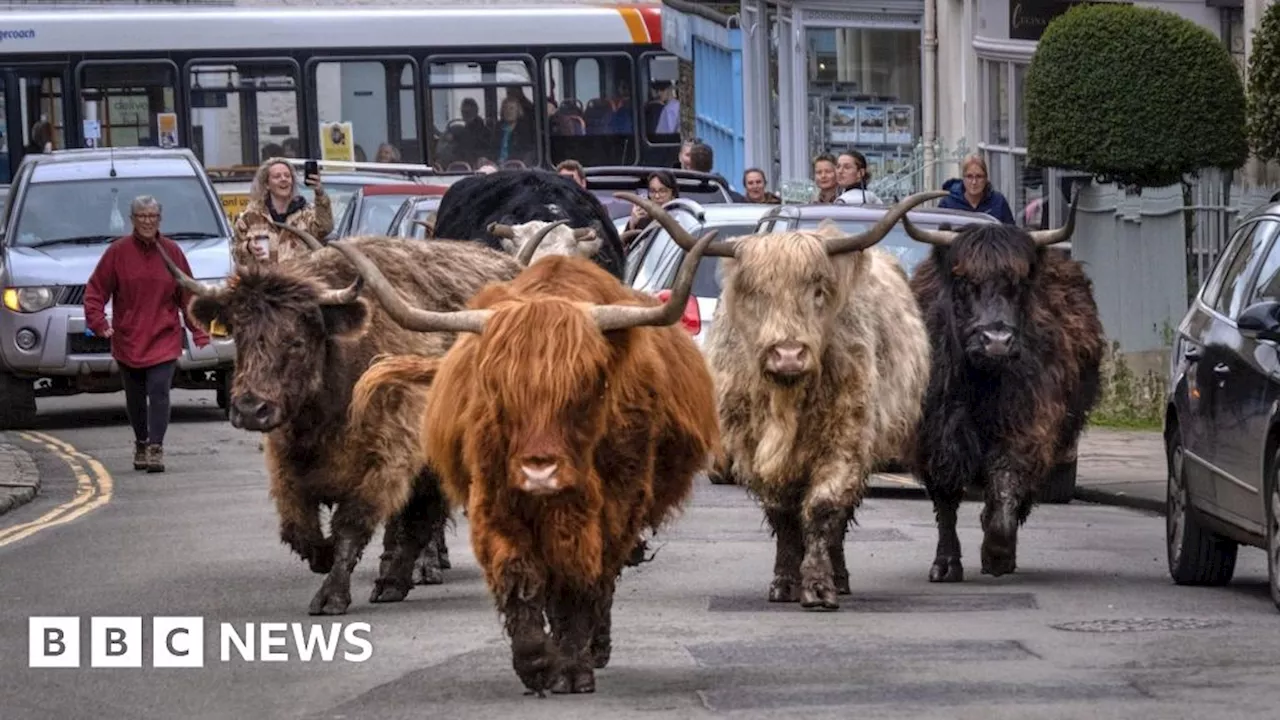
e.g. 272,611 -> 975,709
0,147 -> 236,430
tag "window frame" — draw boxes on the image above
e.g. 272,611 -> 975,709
74,59 -> 181,149
1205,219 -> 1280,321
638,50 -> 681,148
541,50 -> 637,165
424,52 -> 541,168
181,56 -> 303,167
302,54 -> 422,164
1247,218 -> 1280,306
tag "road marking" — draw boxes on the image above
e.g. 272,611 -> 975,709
0,431 -> 113,548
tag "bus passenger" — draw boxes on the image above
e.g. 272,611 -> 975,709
375,143 -> 401,163
494,97 -> 535,167
231,157 -> 333,267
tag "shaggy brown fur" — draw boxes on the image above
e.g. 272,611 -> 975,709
908,222 -> 1104,582
175,236 -> 523,615
703,222 -> 931,611
349,255 -> 720,695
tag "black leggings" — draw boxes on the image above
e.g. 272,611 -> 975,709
120,360 -> 176,445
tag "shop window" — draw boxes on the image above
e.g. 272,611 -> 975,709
78,62 -> 177,150
428,58 -> 537,171
987,60 -> 1009,147
542,54 -> 636,166
310,59 -> 421,163
188,60 -> 299,167
640,54 -> 681,144
804,27 -> 922,186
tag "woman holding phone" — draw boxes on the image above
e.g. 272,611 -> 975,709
231,156 -> 333,267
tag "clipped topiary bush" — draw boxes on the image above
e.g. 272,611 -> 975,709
1026,4 -> 1247,188
1249,2 -> 1280,163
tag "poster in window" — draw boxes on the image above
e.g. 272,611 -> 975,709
885,106 -> 914,145
827,101 -> 859,144
157,113 -> 178,149
857,106 -> 885,145
320,121 -> 355,162
862,151 -> 884,182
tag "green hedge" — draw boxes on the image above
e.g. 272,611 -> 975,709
1026,4 -> 1247,188
1249,3 -> 1280,163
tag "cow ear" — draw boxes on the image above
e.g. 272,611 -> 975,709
320,299 -> 370,339
189,297 -> 231,333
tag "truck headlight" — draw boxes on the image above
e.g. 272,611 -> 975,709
2,286 -> 56,313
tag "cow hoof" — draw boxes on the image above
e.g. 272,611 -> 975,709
980,544 -> 1017,577
308,544 -> 335,575
591,637 -> 611,669
928,556 -> 964,583
768,577 -> 800,602
438,547 -> 451,570
412,562 -> 444,586
834,573 -> 851,595
369,579 -> 409,603
512,638 -> 556,695
800,580 -> 839,611
308,588 -> 351,616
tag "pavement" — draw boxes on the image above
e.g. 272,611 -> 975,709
0,391 -> 1274,720
0,437 -> 40,516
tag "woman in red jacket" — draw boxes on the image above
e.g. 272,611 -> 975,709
84,195 -> 211,473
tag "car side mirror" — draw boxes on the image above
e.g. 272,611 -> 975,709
1237,300 -> 1280,343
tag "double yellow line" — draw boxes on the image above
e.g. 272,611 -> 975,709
0,431 -> 113,548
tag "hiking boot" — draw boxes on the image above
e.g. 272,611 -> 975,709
146,444 -> 165,473
133,442 -> 148,471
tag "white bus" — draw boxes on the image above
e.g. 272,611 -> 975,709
0,0 -> 684,182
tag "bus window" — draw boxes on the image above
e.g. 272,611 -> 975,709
542,54 -> 635,167
426,58 -> 537,171
641,54 -> 681,145
310,58 -> 422,164
77,62 -> 177,149
187,60 -> 300,168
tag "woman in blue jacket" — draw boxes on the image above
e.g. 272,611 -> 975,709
938,154 -> 1016,224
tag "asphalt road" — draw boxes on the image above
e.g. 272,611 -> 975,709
1,391 -> 1278,720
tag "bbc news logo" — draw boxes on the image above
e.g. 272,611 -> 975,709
29,617 -> 373,668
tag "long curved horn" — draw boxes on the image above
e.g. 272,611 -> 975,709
517,219 -> 571,266
620,229 -> 643,244
487,222 -> 517,240
316,275 -> 364,306
823,190 -> 949,255
1028,185 -> 1080,247
589,229 -> 719,332
901,215 -> 959,246
614,191 -> 738,258
270,221 -> 324,251
157,243 -> 222,298
571,227 -> 602,257
326,239 -> 492,334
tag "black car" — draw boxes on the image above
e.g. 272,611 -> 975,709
1165,202 -> 1280,611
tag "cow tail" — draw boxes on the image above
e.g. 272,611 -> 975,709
348,354 -> 442,430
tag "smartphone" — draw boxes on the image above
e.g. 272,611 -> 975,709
304,160 -> 319,179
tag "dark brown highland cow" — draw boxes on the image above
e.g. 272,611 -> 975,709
160,230 -> 525,615
904,191 -> 1104,582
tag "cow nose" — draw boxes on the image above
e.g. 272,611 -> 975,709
520,461 -> 560,494
767,341 -> 808,374
230,394 -> 280,431
981,328 -> 1014,355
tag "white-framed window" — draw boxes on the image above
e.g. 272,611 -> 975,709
977,57 -> 1049,229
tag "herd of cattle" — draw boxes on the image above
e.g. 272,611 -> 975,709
158,169 -> 1104,696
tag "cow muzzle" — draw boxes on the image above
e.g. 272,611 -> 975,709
229,393 -> 283,432
519,461 -> 562,495
974,325 -> 1017,358
763,341 -> 812,381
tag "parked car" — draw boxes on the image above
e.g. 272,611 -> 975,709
626,200 -> 778,348
388,195 -> 444,239
1164,200 -> 1280,611
331,183 -> 449,238
584,166 -> 736,232
0,147 -> 237,429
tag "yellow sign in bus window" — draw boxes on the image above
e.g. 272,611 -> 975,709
220,194 -> 250,220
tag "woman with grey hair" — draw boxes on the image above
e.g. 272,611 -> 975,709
231,157 -> 332,267
84,195 -> 211,472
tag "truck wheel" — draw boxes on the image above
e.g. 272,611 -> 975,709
0,373 -> 37,430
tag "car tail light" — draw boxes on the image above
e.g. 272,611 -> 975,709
655,289 -> 701,335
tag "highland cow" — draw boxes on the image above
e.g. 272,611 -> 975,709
336,222 -> 720,695
160,231 -> 523,615
628,191 -> 943,610
903,190 -> 1103,581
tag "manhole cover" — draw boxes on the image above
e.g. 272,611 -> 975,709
1051,617 -> 1231,633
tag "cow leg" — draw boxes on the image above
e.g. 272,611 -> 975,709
764,503 -> 803,602
980,468 -> 1025,577
929,487 -> 965,583
273,482 -> 332,574
372,474 -> 447,603
437,524 -> 452,569
799,459 -> 867,611
309,501 -> 376,616
828,507 -> 852,595
412,522 -> 452,583
589,575 -> 616,669
547,584 -> 599,694
495,559 -> 556,696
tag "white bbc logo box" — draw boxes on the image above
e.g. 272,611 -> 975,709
30,617 -> 205,668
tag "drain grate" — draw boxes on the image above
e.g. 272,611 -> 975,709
1051,617 -> 1231,633
708,592 -> 1037,613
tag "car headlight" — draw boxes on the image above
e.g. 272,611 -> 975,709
2,286 -> 56,313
